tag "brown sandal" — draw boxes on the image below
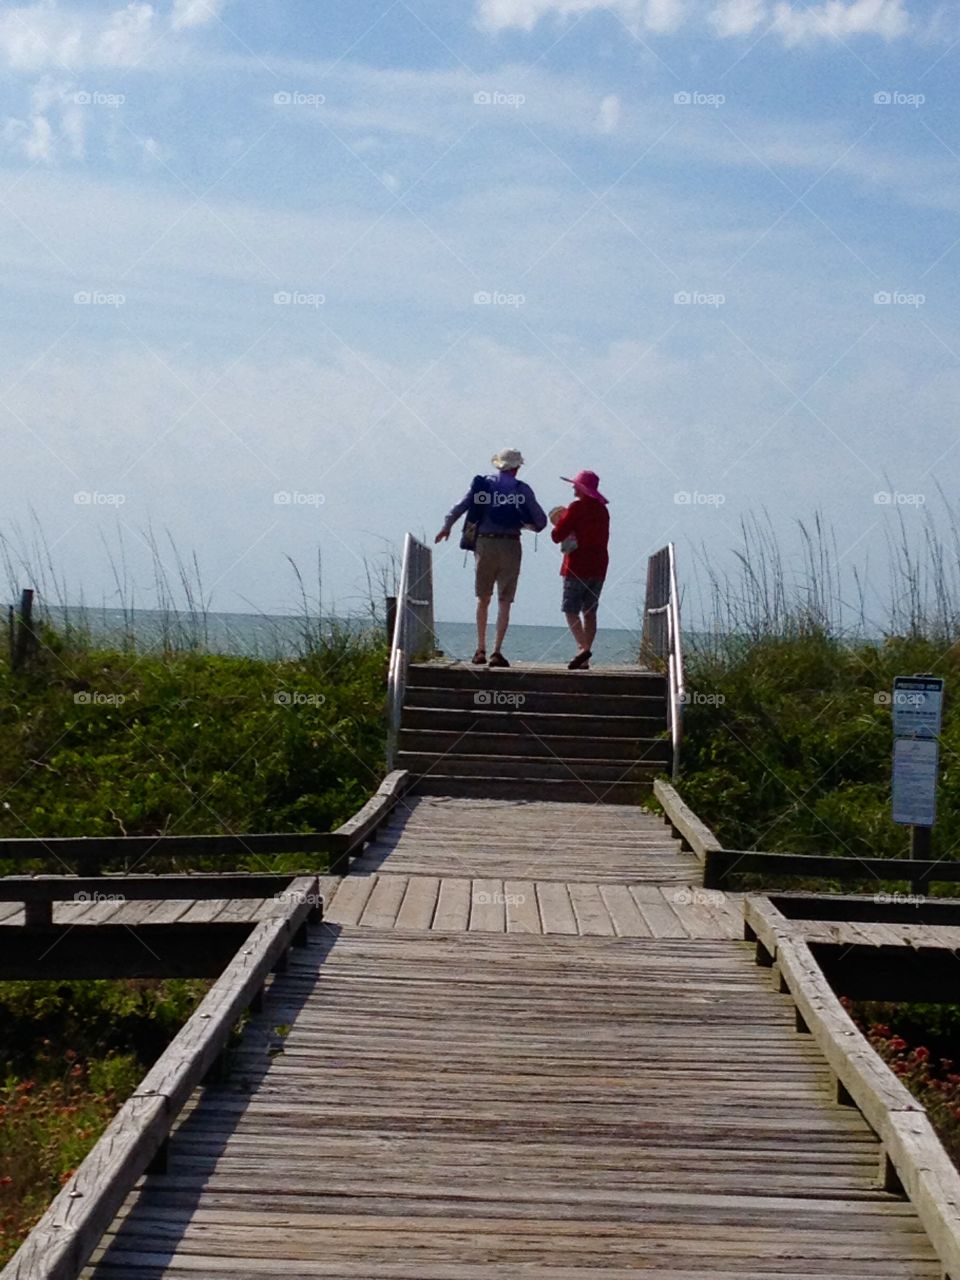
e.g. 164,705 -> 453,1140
472,648 -> 487,665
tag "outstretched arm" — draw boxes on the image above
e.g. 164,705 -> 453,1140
436,490 -> 472,542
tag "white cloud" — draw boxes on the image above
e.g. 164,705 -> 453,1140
97,2 -> 155,63
0,6 -> 85,71
171,0 -> 230,32
0,0 -> 231,74
0,1 -> 232,166
710,0 -> 767,36
772,0 -> 910,44
22,112 -> 54,160
476,0 -> 913,40
477,0 -> 685,32
645,0 -> 689,30
2,75 -> 87,164
0,3 -> 158,71
61,101 -> 85,158
598,93 -> 620,132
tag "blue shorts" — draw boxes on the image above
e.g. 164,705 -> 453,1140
562,575 -> 604,615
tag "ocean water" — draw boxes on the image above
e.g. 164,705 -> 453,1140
40,605 -> 641,665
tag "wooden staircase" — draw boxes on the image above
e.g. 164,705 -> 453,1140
396,661 -> 670,803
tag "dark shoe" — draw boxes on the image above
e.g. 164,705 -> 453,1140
568,649 -> 592,670
472,649 -> 487,665
488,651 -> 510,668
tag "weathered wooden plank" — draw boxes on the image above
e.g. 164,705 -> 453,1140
469,879 -> 505,932
884,1109 -> 960,1278
322,877 -> 376,927
431,878 -> 470,932
567,882 -> 615,936
358,877 -> 408,930
773,935 -> 917,1134
629,884 -> 688,938
535,882 -> 577,935
394,876 -> 439,930
504,881 -> 540,934
329,771 -> 412,871
598,883 -> 651,937
178,899 -> 231,925
654,778 -> 724,863
0,874 -> 308,904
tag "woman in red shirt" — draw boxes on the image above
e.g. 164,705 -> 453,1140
550,470 -> 609,670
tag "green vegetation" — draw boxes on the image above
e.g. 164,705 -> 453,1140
681,631 -> 960,863
0,620 -> 389,871
679,511 -> 960,868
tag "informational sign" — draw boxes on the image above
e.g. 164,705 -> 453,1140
892,736 -> 939,827
892,676 -> 944,739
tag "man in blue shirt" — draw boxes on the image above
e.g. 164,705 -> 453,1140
436,448 -> 547,667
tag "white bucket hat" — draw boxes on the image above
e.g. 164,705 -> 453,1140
491,447 -> 524,470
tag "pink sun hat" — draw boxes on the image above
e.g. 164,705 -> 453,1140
561,469 -> 608,504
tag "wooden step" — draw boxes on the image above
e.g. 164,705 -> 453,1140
401,707 -> 668,736
396,752 -> 663,782
401,685 -> 666,717
398,729 -> 668,760
412,775 -> 653,803
406,663 -> 666,698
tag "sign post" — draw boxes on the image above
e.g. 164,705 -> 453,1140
890,675 -> 944,894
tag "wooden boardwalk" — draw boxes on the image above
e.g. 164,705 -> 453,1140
81,796 -> 942,1278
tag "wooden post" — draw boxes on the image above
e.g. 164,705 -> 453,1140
12,588 -> 35,672
836,1077 -> 856,1107
879,1150 -> 903,1194
385,595 -> 397,646
911,824 -> 931,897
328,834 -> 350,877
24,900 -> 53,928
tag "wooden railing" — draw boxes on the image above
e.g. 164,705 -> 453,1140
641,543 -> 684,780
386,533 -> 435,769
745,895 -> 960,1278
655,778 -> 960,893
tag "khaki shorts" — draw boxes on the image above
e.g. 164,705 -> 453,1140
475,536 -> 522,603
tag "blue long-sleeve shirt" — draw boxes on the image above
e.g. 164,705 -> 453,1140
444,471 -> 547,536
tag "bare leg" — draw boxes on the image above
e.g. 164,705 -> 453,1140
493,599 -> 512,654
565,611 -> 587,650
476,596 -> 491,653
583,609 -> 598,651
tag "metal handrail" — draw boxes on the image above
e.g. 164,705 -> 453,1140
386,533 -> 434,770
641,542 -> 684,780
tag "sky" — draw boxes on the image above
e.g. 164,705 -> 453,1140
1,0 -> 959,631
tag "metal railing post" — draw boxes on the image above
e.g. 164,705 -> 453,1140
642,543 -> 684,781
386,534 -> 434,771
